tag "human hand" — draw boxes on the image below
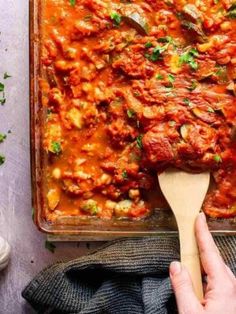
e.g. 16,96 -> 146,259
169,213 -> 236,314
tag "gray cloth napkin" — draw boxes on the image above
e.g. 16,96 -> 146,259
22,236 -> 236,314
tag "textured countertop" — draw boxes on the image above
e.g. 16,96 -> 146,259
0,2 -> 102,313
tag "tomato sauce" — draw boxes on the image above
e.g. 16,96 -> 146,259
41,0 -> 236,221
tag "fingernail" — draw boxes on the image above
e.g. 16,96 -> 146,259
199,212 -> 206,222
170,261 -> 181,276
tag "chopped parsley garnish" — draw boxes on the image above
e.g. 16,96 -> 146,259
110,12 -> 122,26
122,170 -> 128,179
145,43 -> 170,62
167,74 -> 175,87
158,36 -> 173,43
207,107 -> 215,113
156,74 -> 164,80
0,134 -> 6,143
84,14 -> 93,22
145,42 -> 153,49
69,0 -> 76,6
45,240 -> 56,253
227,4 -> 236,18
133,91 -> 141,97
51,141 -> 62,155
3,72 -> 11,79
136,134 -> 143,149
0,155 -> 5,165
187,80 -> 198,91
127,109 -> 136,118
183,98 -> 190,105
213,154 -> 222,163
0,83 -> 4,92
179,48 -> 199,70
215,65 -> 228,83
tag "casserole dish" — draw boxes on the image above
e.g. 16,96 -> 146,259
30,0 -> 236,237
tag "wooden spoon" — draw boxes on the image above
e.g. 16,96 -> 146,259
158,168 -> 210,301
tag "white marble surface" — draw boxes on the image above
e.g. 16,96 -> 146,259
0,2 -> 102,313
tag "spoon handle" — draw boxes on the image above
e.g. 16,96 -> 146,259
178,217 -> 203,301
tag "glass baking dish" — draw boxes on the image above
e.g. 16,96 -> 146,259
30,0 -> 236,238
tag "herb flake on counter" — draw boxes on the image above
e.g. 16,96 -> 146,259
0,97 -> 6,105
3,72 -> 11,79
0,82 -> 4,92
0,155 -> 5,166
45,240 -> 56,253
0,134 -> 6,143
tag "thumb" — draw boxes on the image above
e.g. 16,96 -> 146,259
170,261 -> 203,314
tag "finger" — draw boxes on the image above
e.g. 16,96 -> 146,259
195,213 -> 227,281
170,261 -> 203,313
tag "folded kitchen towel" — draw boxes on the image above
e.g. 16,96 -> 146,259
22,236 -> 236,314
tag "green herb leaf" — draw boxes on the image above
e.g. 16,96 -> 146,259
110,12 -> 122,26
156,74 -> 164,80
122,170 -> 128,179
179,48 -> 199,70
187,80 -> 198,91
168,74 -> 175,83
45,240 -> 56,253
0,134 -> 6,143
145,42 -> 153,49
0,97 -> 6,105
207,107 -> 215,113
69,0 -> 76,6
0,82 -> 5,92
145,43 -> 169,62
51,141 -> 62,155
227,4 -> 236,18
127,109 -> 136,118
133,91 -> 141,97
136,135 -> 143,149
213,154 -> 222,163
158,36 -> 173,43
4,72 -> 11,79
0,155 -> 5,165
183,98 -> 190,105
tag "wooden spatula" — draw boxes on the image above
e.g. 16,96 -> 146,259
158,168 -> 210,301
